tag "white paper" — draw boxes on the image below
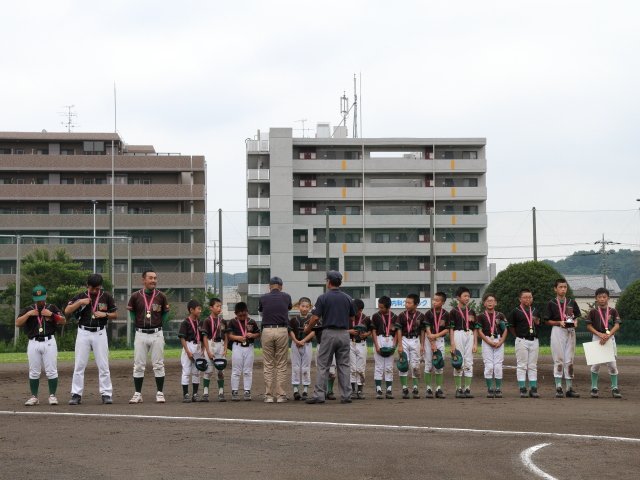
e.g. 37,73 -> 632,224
583,340 -> 615,365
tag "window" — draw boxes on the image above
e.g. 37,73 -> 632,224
142,179 -> 151,185
398,233 -> 409,243
16,178 -> 25,184
445,261 -> 456,271
15,149 -> 25,154
444,151 -> 454,159
463,205 -> 479,215
35,237 -> 48,244
114,204 -> 127,214
60,208 -> 73,214
36,207 -> 49,214
398,261 -> 408,271
345,206 -> 360,215
0,208 -> 11,214
128,179 -> 140,185
462,178 -> 478,187
60,238 -> 75,244
464,261 -> 479,271
83,178 -> 93,185
298,147 -> 316,160
345,260 -> 362,271
36,149 -> 48,155
61,178 -> 75,185
345,178 -> 361,188
83,141 -> 105,154
345,233 -> 361,243
375,233 -> 390,243
141,208 -> 152,214
15,208 -> 25,214
108,175 -> 127,185
95,179 -> 107,185
60,149 -> 75,155
445,233 -> 456,242
325,178 -> 336,187
345,151 -> 360,160
462,151 -> 477,159
443,178 -> 454,187
325,151 -> 337,159
445,205 -> 455,213
470,289 -> 480,298
299,175 -> 316,187
0,148 -> 10,154
84,209 -> 92,214
128,207 -> 139,214
376,261 -> 390,271
142,237 -> 151,243
36,178 -> 49,185
463,233 -> 479,242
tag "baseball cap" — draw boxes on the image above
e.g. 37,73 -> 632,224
269,276 -> 283,285
32,286 -> 47,301
325,270 -> 343,281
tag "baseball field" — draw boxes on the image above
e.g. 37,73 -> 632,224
1,353 -> 638,479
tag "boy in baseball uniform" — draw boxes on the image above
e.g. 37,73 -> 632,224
66,273 -> 118,405
475,293 -> 508,398
179,300 -> 204,403
371,295 -> 398,399
544,278 -> 581,398
396,294 -> 425,399
16,286 -> 66,406
226,302 -> 260,401
200,297 -> 228,402
128,270 -> 171,404
348,298 -> 371,399
508,289 -> 542,398
448,286 -> 478,398
420,291 -> 451,399
288,297 -> 315,400
585,287 -> 622,398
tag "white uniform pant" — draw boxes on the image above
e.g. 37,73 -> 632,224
350,341 -> 367,385
71,327 -> 112,396
550,326 -> 576,379
291,342 -> 312,386
399,337 -> 421,378
424,336 -> 445,374
515,337 -> 539,382
203,340 -> 226,381
180,342 -> 202,385
28,337 -> 58,380
133,331 -> 165,378
316,343 -> 336,381
453,330 -> 474,377
373,335 -> 394,382
231,343 -> 254,391
482,335 -> 504,379
590,335 -> 618,376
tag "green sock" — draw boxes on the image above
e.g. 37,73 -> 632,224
435,373 -> 443,389
351,382 -> 355,391
530,381 -> 537,388
203,379 -> 210,389
182,384 -> 188,395
29,378 -> 39,397
48,377 -> 58,395
375,380 -> 382,389
424,373 -> 432,387
357,384 -> 363,392
464,377 -> 472,388
454,377 -> 461,388
518,381 -> 525,388
412,378 -> 419,387
495,379 -> 502,389
155,376 -> 164,392
400,376 -> 408,387
192,383 -> 199,394
217,380 -> 224,390
293,384 -> 299,392
611,375 -> 618,389
555,378 -> 562,387
565,379 -> 572,390
328,379 -> 334,392
485,378 -> 493,389
386,381 -> 393,390
134,377 -> 143,393
303,385 -> 309,392
591,372 -> 599,389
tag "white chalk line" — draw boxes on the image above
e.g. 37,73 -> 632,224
520,443 -> 557,480
1,410 -> 639,443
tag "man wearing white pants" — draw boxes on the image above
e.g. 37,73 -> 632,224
396,294 -> 425,399
66,274 -> 118,405
475,293 -> 508,398
348,299 -> 371,400
508,289 -> 541,398
448,287 -> 478,398
226,303 -> 260,401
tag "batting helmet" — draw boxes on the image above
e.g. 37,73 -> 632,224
450,349 -> 463,369
212,358 -> 227,371
396,351 -> 409,372
431,349 -> 444,369
194,357 -> 209,372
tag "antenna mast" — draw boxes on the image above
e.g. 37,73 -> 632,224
340,91 -> 349,131
294,119 -> 310,138
352,74 -> 358,138
59,105 -> 78,132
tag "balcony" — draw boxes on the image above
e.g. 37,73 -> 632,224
247,198 -> 269,209
247,169 -> 270,181
0,154 -> 205,171
248,255 -> 270,266
248,284 -> 269,295
246,140 -> 269,153
248,226 -> 270,237
292,214 -> 487,230
0,184 -> 205,201
0,213 -> 205,230
292,158 -> 486,173
0,243 -> 205,260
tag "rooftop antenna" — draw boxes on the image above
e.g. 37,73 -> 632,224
59,105 -> 79,132
340,91 -> 349,131
294,119 -> 310,138
333,74 -> 360,138
352,74 -> 358,138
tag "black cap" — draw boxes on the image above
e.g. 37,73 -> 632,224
269,276 -> 283,285
325,270 -> 343,281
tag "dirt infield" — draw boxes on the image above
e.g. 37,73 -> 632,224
1,354 -> 638,479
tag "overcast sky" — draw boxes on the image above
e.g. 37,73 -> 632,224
3,1 -> 639,273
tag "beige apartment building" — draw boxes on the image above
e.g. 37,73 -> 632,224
0,132 -> 206,336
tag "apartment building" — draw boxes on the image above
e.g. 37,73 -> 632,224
245,127 -> 488,316
0,131 -> 206,336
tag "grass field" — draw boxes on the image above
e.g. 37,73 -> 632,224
1,345 -> 638,364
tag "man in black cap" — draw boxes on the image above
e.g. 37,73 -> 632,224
304,271 -> 356,404
258,276 -> 292,403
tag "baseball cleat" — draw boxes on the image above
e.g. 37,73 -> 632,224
326,391 -> 336,400
455,388 -> 466,398
231,391 -> 240,402
48,395 -> 59,405
402,387 -> 410,399
25,396 -> 39,406
218,393 -> 226,402
487,388 -> 494,398
244,390 -> 252,401
519,387 -> 528,398
590,387 -> 599,398
156,392 -> 165,403
494,388 -> 503,398
182,394 -> 192,403
385,390 -> 394,399
192,393 -> 200,403
350,390 -> 357,399
357,391 -> 366,400
436,388 -> 446,399
101,395 -> 112,404
376,390 -> 384,399
612,387 -> 622,398
464,388 -> 473,398
68,394 -> 82,405
555,386 -> 564,398
425,387 -> 433,399
529,387 -> 540,398
566,388 -> 580,398
301,391 -> 309,400
129,392 -> 143,404
276,397 -> 289,403
294,391 -> 301,401
201,394 -> 210,402
412,386 -> 420,399
341,397 -> 352,404
263,397 -> 274,403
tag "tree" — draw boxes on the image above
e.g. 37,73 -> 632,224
616,279 -> 640,320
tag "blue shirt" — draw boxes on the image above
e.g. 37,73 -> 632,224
312,288 -> 356,328
258,289 -> 292,326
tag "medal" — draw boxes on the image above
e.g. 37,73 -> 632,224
529,328 -> 534,334
486,311 -> 497,340
432,308 -> 443,335
188,317 -> 200,345
146,311 -> 151,318
457,306 -> 470,332
383,312 -> 392,337
606,329 -> 610,335
405,311 -> 416,336
238,317 -> 248,346
520,305 -> 534,335
88,289 -> 101,324
39,328 -> 43,332
141,289 -> 157,326
490,334 -> 495,339
597,306 -> 611,336
36,306 -> 45,335
92,314 -> 96,319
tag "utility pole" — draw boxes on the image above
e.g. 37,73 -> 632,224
594,234 -> 617,289
127,237 -> 132,347
218,209 -> 223,300
325,209 -> 330,293
13,236 -> 21,346
429,209 -> 436,299
532,207 -> 538,262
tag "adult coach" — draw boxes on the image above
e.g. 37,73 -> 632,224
65,273 -> 118,405
304,271 -> 356,404
258,276 -> 292,403
128,269 -> 170,404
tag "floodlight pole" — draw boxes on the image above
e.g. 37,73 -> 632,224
127,237 -> 132,347
13,236 -> 21,346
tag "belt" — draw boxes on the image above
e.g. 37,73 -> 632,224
405,335 -> 418,339
188,341 -> 200,345
80,325 -> 105,332
212,339 -> 224,343
351,338 -> 364,343
137,327 -> 162,334
234,342 -> 253,347
517,336 -> 537,341
262,324 -> 287,328
31,335 -> 53,342
324,326 -> 346,330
